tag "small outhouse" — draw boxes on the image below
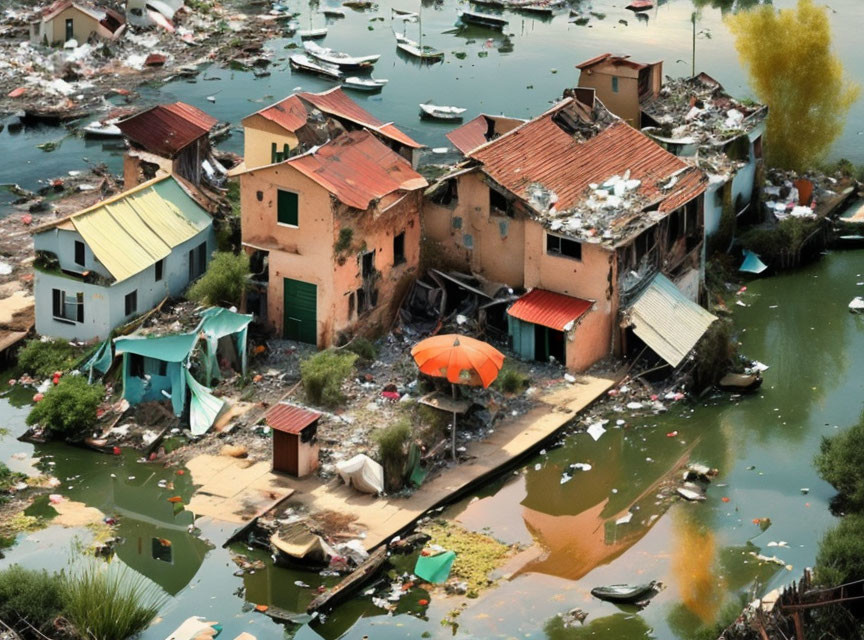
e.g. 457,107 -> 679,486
265,403 -> 321,477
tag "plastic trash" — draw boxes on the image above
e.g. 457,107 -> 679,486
414,550 -> 456,583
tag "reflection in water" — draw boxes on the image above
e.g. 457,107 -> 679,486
543,612 -> 653,639
670,508 -> 721,624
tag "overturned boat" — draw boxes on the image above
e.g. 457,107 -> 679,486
289,54 -> 343,80
298,27 -> 328,39
303,41 -> 381,69
395,34 -> 445,62
458,9 -> 509,29
591,581 -> 658,604
419,103 -> 467,121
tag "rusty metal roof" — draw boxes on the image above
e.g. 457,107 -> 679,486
285,130 -> 427,209
468,103 -> 706,245
507,288 -> 593,331
117,102 -> 218,157
447,114 -> 526,155
266,403 -> 321,434
575,53 -> 651,72
246,95 -> 309,132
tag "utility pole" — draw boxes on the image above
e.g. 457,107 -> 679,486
691,11 -> 697,77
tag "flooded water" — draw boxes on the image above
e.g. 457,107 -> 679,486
2,0 -> 864,204
1,0 -> 864,637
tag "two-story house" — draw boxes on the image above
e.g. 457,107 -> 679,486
32,175 -> 214,342
423,89 -> 714,371
236,130 -> 427,347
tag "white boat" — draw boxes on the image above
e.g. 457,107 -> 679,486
395,34 -> 445,62
419,103 -> 467,121
342,76 -> 389,91
458,9 -> 509,29
303,41 -> 381,69
82,119 -> 122,138
289,54 -> 343,79
298,27 -> 328,39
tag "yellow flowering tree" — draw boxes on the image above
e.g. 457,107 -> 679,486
726,0 -> 859,171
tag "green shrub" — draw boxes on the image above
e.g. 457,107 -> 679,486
186,251 -> 249,307
17,338 -> 81,377
345,337 -> 378,362
63,560 -> 167,640
495,364 -> 529,394
815,514 -> 864,586
814,419 -> 864,511
374,418 -> 412,491
300,350 -> 358,407
0,565 -> 64,630
692,319 -> 739,391
225,180 -> 241,217
26,376 -> 104,435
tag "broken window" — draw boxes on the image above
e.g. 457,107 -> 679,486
356,287 -> 367,314
489,188 -> 510,216
197,243 -> 207,276
452,216 -> 462,229
667,208 -> 684,244
546,233 -> 582,260
277,190 -> 299,226
152,537 -> 173,564
633,229 -> 655,263
393,232 -> 405,265
348,291 -> 355,318
125,290 -> 138,316
611,76 -> 619,93
74,240 -> 85,267
430,179 -> 458,206
129,354 -> 144,378
155,259 -> 164,282
685,200 -> 698,235
52,289 -> 83,323
361,250 -> 375,278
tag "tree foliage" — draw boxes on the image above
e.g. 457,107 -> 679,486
0,565 -> 64,630
814,419 -> 864,511
26,376 -> 104,435
726,0 -> 859,171
815,514 -> 864,587
186,251 -> 249,308
17,337 -> 81,377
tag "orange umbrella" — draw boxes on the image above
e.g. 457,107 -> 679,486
411,335 -> 505,388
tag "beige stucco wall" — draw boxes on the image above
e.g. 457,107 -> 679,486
242,115 -> 300,170
578,72 -> 641,127
48,7 -> 100,43
422,172 -> 525,287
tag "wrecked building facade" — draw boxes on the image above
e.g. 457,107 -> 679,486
29,0 -> 125,46
32,175 -> 214,342
577,56 -> 767,242
237,129 -> 427,348
424,91 -> 709,371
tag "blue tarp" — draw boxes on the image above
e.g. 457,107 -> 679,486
739,249 -> 768,275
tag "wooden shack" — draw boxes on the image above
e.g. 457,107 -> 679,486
265,403 -> 321,477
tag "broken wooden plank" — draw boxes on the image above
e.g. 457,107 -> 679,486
306,546 -> 388,614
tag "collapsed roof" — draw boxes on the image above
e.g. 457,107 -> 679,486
463,94 -> 707,246
117,102 -> 218,157
446,114 -> 526,155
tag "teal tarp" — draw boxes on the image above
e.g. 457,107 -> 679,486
739,249 -> 768,274
84,338 -> 113,382
115,332 -> 200,362
414,551 -> 456,584
198,307 -> 252,383
185,369 -> 225,436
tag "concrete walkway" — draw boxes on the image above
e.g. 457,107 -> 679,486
187,373 -> 615,543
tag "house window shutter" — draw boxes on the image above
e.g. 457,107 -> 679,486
76,292 -> 84,322
52,289 -> 62,317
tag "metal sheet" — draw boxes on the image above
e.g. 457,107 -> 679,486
507,288 -> 592,331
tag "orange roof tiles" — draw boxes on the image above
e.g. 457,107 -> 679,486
285,130 -> 427,210
250,95 -> 308,132
507,289 -> 593,331
266,403 -> 321,434
447,115 -> 491,155
117,102 -> 217,157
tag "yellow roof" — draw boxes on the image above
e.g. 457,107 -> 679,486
52,176 -> 212,283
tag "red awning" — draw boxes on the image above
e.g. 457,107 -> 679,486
266,403 -> 321,434
507,289 -> 592,332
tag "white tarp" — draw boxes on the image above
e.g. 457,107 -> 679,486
336,454 -> 384,495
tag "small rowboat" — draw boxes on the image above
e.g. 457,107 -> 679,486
303,41 -> 380,69
342,76 -> 388,91
289,54 -> 343,79
458,9 -> 509,29
298,27 -> 328,39
626,0 -> 653,11
591,581 -> 658,604
82,119 -> 122,138
419,103 -> 467,121
395,34 -> 445,62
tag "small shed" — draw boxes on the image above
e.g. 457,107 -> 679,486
266,403 -> 321,477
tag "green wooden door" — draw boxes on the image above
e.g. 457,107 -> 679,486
283,278 -> 317,345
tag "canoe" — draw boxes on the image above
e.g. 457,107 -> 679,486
303,41 -> 380,69
395,35 -> 445,62
298,27 -> 328,39
458,9 -> 509,29
289,54 -> 343,79
626,0 -> 653,10
591,581 -> 657,603
419,103 -> 467,121
343,76 -> 388,91
718,372 -> 762,393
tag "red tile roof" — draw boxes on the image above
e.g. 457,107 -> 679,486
507,289 -> 593,331
266,403 -> 321,434
117,102 -> 218,157
468,103 -> 706,241
285,130 -> 427,209
248,95 -> 309,133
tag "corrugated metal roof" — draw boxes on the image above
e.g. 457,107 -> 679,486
447,115 -> 490,155
117,102 -> 218,157
266,403 -> 321,434
575,53 -> 651,71
285,130 -> 427,209
247,95 -> 309,132
42,176 -> 211,283
629,273 -> 716,367
507,288 -> 593,331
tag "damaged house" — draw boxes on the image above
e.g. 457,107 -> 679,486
117,102 -> 223,188
32,175 -> 215,342
423,89 -> 714,372
30,0 -> 125,45
236,129 -> 427,347
577,55 -> 767,240
239,87 -> 424,171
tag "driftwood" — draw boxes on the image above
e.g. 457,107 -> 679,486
306,546 -> 388,614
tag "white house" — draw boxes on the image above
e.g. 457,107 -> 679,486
32,175 -> 214,342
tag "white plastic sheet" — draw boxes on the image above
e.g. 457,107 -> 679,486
336,454 -> 384,495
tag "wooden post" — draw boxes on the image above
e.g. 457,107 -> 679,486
792,610 -> 805,640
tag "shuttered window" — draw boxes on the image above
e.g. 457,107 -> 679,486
277,190 -> 299,226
